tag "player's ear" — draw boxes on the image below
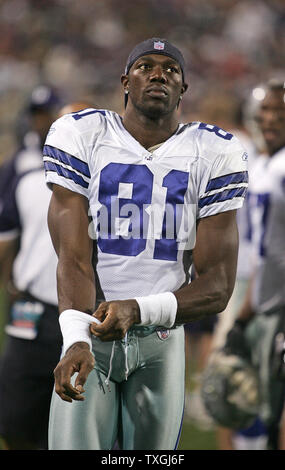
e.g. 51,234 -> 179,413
181,82 -> 188,96
121,74 -> 129,94
121,74 -> 130,108
177,82 -> 189,109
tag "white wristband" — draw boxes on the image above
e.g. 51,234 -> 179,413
134,292 -> 177,328
59,309 -> 101,355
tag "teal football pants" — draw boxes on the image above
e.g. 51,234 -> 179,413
48,325 -> 185,450
245,309 -> 285,428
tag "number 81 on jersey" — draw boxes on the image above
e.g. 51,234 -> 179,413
88,162 -> 195,261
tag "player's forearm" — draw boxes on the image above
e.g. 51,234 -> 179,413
57,256 -> 96,315
0,239 -> 18,287
173,211 -> 239,324
174,268 -> 232,324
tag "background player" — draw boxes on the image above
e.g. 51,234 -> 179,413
220,79 -> 285,450
184,93 -> 261,432
0,94 -> 93,449
45,38 -> 248,450
207,90 -> 268,450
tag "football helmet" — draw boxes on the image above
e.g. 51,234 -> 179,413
201,350 -> 260,429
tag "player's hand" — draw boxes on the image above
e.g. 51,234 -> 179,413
53,341 -> 95,403
90,299 -> 140,341
223,319 -> 250,359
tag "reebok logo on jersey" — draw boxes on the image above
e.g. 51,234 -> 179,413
154,41 -> 165,50
242,152 -> 248,161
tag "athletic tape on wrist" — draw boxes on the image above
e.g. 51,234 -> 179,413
59,309 -> 101,355
134,292 -> 177,328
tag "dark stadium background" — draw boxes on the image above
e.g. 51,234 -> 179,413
0,0 -> 284,450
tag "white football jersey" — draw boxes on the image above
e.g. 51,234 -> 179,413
12,170 -> 58,305
247,147 -> 285,313
44,109 -> 248,302
231,129 -> 259,280
0,166 -> 58,305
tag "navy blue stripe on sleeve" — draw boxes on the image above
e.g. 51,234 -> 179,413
44,161 -> 89,189
43,145 -> 90,178
199,186 -> 247,209
205,171 -> 248,192
72,109 -> 106,121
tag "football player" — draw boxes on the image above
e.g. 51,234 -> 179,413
223,79 -> 285,449
45,38 -> 248,450
0,96 -> 93,449
0,86 -> 62,449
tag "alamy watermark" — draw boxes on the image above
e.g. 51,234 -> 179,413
88,198 -> 197,251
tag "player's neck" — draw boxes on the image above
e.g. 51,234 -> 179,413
122,107 -> 180,149
267,142 -> 285,157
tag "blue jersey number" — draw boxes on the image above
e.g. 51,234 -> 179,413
97,163 -> 189,261
247,191 -> 271,257
154,170 -> 190,261
257,193 -> 270,257
198,122 -> 233,140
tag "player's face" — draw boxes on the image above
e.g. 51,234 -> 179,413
31,109 -> 57,141
256,89 -> 285,154
123,54 -> 187,118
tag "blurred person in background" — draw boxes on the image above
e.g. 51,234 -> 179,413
0,85 -> 61,324
205,90 -> 268,450
184,92 -> 261,433
217,79 -> 285,450
0,93 -> 93,449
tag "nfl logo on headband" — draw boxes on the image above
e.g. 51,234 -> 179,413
153,41 -> 165,50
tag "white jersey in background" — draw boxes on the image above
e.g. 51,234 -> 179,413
11,170 -> 58,305
44,108 -> 248,303
247,146 -> 285,313
231,130 -> 259,280
0,151 -> 58,307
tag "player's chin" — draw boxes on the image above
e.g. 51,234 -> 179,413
142,99 -> 171,117
264,133 -> 284,153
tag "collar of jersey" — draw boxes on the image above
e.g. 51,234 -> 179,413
113,112 -> 185,157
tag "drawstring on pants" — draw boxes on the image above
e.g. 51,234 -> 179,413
124,332 -> 129,381
104,332 -> 129,392
104,340 -> 115,392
